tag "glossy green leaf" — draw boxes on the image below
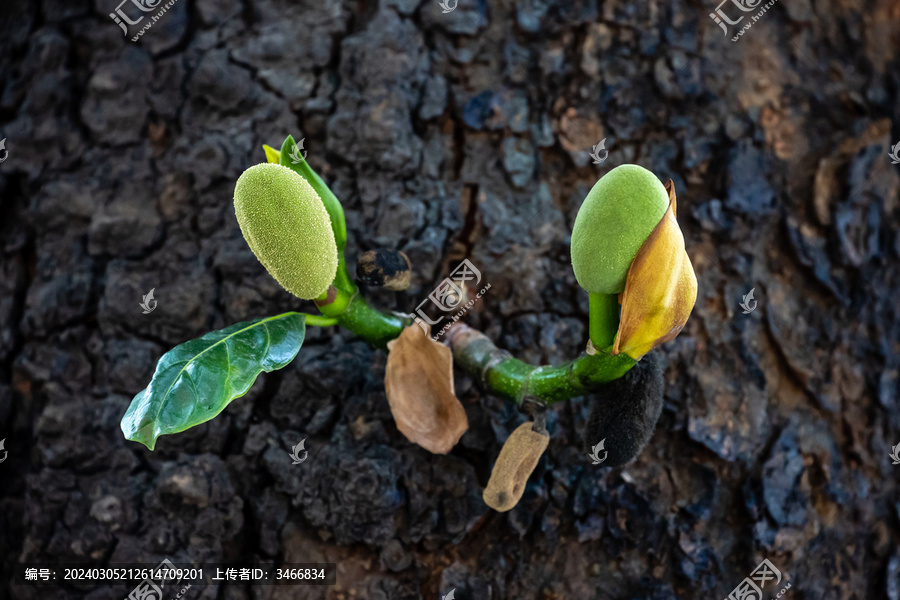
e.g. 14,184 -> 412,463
279,135 -> 348,252
121,312 -> 306,450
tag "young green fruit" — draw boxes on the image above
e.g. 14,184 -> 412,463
571,165 -> 670,294
234,163 -> 338,300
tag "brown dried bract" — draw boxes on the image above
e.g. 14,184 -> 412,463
385,322 -> 468,454
483,422 -> 549,512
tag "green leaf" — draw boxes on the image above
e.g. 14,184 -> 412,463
121,312 -> 306,450
279,135 -> 348,252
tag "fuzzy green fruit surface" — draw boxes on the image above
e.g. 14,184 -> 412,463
571,165 -> 669,294
234,163 -> 338,300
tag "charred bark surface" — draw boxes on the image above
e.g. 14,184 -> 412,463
1,0 -> 899,598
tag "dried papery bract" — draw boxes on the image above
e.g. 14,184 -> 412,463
384,323 -> 468,454
612,180 -> 698,360
483,422 -> 549,512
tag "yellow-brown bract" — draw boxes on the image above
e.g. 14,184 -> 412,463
234,163 -> 338,300
483,422 -> 550,512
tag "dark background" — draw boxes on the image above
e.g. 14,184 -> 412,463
1,0 -> 899,598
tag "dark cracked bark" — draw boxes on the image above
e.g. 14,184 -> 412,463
1,0 -> 899,599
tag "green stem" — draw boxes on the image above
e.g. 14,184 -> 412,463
448,325 -> 635,404
333,254 -> 356,294
588,292 -> 620,351
315,253 -> 409,349
303,314 -> 340,327
311,221 -> 633,404
336,293 -> 409,349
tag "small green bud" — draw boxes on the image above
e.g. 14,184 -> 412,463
234,163 -> 338,300
571,165 -> 669,294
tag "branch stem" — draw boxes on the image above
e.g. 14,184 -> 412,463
446,324 -> 635,404
314,254 -> 409,349
314,252 -> 635,404
588,291 -> 620,351
303,314 -> 340,327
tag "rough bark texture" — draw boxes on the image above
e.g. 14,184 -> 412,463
1,0 -> 899,599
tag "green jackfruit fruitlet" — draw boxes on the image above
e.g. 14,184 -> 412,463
234,163 -> 338,300
571,165 -> 670,294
